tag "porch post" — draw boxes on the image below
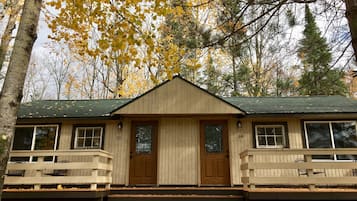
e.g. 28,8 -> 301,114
304,154 -> 315,190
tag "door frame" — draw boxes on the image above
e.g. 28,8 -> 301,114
129,120 -> 158,185
199,120 -> 230,186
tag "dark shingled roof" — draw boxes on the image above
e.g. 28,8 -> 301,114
224,96 -> 357,115
17,99 -> 130,118
17,96 -> 357,119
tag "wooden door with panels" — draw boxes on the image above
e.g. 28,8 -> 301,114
200,120 -> 230,185
129,121 -> 158,185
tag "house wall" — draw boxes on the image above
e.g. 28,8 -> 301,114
56,119 -> 131,184
47,116 -> 355,186
158,118 -> 199,185
113,78 -> 243,115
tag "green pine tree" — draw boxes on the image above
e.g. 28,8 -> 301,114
298,5 -> 346,96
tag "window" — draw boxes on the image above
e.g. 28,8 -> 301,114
11,125 -> 59,162
205,124 -> 223,153
304,121 -> 357,160
74,127 -> 103,149
255,124 -> 287,148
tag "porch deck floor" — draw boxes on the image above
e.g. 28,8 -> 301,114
4,187 -> 357,200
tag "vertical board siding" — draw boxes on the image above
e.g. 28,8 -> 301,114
54,116 -> 355,186
158,118 -> 199,185
104,120 -> 131,185
229,118 -> 252,185
288,119 -> 303,149
57,120 -> 130,185
114,78 -> 243,115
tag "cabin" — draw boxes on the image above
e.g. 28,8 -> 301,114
4,76 -> 357,201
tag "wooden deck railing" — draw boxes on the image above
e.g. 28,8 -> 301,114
240,148 -> 357,190
5,150 -> 113,190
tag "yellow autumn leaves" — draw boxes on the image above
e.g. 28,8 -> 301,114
45,0 -> 204,97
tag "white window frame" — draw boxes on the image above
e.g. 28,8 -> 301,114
255,124 -> 286,148
12,125 -> 59,162
304,120 -> 357,161
74,127 -> 103,149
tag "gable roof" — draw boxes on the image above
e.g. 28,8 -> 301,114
225,96 -> 357,115
18,99 -> 130,119
17,77 -> 357,119
112,76 -> 244,115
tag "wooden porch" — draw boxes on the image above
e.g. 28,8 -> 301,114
240,148 -> 357,190
4,150 -> 112,190
4,148 -> 357,200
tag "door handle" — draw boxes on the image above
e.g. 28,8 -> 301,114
130,152 -> 133,159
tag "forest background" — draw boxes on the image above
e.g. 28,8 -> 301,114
0,0 -> 356,100
0,0 -> 357,198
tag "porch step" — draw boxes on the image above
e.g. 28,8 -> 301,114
108,187 -> 245,201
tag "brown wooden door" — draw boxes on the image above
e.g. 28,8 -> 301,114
129,121 -> 158,185
200,120 -> 230,185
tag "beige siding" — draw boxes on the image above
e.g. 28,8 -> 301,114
229,118 -> 252,185
58,123 -> 72,149
104,120 -> 131,185
57,120 -> 130,185
113,78 -> 243,115
51,116 -> 356,186
158,118 -> 199,185
288,119 -> 303,149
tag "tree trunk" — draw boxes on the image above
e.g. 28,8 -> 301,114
346,0 -> 357,61
0,0 -> 42,199
0,0 -> 23,73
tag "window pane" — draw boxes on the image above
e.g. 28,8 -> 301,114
258,136 -> 266,146
77,138 -> 84,147
276,136 -> 283,145
85,138 -> 92,147
275,127 -> 283,135
13,127 -> 34,150
267,137 -> 275,145
77,129 -> 85,137
306,123 -> 332,148
94,128 -> 101,137
205,125 -> 223,153
257,128 -> 265,135
332,122 -> 357,148
306,123 -> 333,159
136,125 -> 152,153
333,122 -> 357,160
86,129 -> 93,137
93,138 -> 100,147
266,128 -> 274,135
34,127 -> 57,150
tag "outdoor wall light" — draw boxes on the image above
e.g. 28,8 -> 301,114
117,121 -> 123,129
237,120 -> 242,128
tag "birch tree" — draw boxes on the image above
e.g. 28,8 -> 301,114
0,0 -> 42,198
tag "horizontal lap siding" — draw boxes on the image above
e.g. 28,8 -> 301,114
158,118 -> 199,185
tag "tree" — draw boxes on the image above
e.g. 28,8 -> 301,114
46,0 -> 170,90
345,0 -> 357,61
298,5 -> 346,95
0,0 -> 23,74
0,0 -> 42,198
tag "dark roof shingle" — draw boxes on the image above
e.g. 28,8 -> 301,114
17,96 -> 357,119
17,99 -> 130,118
224,96 -> 357,114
